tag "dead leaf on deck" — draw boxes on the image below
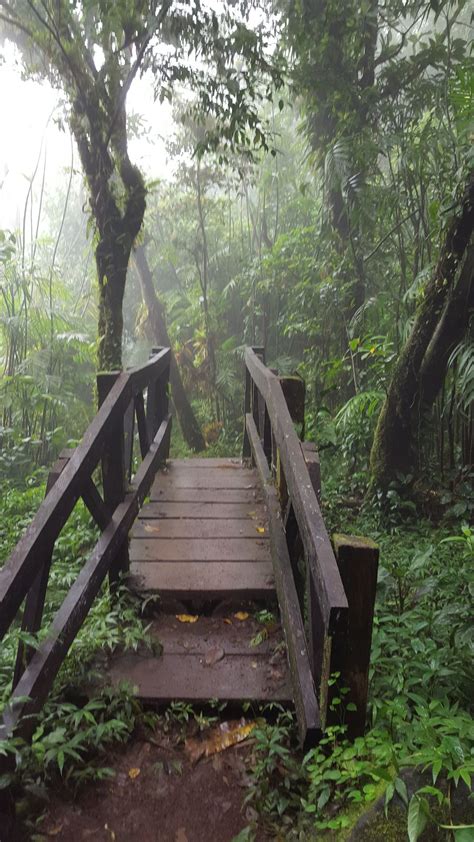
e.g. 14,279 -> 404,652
234,611 -> 249,621
47,825 -> 63,837
144,524 -> 160,533
256,526 -> 265,534
185,719 -> 257,764
128,767 -> 140,779
223,618 -> 232,625
204,646 -> 225,666
176,614 -> 199,624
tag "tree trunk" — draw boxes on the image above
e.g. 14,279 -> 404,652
420,243 -> 474,406
71,90 -> 146,371
370,171 -> 474,488
133,245 -> 206,452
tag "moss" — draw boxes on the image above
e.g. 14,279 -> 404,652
332,533 -> 378,552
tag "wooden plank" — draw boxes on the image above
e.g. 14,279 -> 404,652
245,347 -> 347,631
246,413 -> 320,747
131,518 -> 268,539
329,534 -> 379,739
13,454 -> 71,688
302,441 -> 321,503
146,346 -> 170,442
169,458 -> 243,468
81,476 -> 111,531
97,372 -> 129,585
129,560 -> 275,598
106,652 -> 291,703
138,501 -> 266,520
146,615 -> 281,656
134,390 -> 150,459
149,487 -> 260,504
0,416 -> 172,743
127,347 -> 170,395
130,538 -> 271,562
159,467 -> 256,489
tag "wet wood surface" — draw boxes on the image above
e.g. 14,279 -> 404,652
130,459 -> 274,599
106,615 -> 291,704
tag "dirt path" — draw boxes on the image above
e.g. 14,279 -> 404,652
33,721 -> 272,842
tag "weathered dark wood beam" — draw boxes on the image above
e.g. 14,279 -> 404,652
246,413 -> 320,748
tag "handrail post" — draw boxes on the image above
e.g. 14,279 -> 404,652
329,535 -> 379,738
279,373 -> 306,439
242,366 -> 252,459
147,347 -> 171,460
97,371 -> 128,588
243,346 -> 264,462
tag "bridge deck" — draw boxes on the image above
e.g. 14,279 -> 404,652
107,458 -> 291,705
129,458 -> 275,600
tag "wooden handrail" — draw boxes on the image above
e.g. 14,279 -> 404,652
0,348 -> 170,640
244,346 -> 350,739
244,347 -> 347,625
0,348 -> 171,744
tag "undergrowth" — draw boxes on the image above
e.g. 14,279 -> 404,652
243,488 -> 474,841
0,480 -> 154,803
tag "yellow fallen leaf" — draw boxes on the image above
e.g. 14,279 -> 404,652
144,524 -> 160,533
234,611 -> 249,621
223,618 -> 232,625
185,719 -> 257,763
176,614 -> 199,623
128,767 -> 140,779
256,526 -> 265,534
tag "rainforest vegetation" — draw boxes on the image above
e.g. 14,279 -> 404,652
0,0 -> 473,840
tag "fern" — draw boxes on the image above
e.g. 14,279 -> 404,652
335,390 -> 385,430
448,337 -> 474,413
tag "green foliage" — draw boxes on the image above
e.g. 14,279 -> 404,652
245,509 -> 474,839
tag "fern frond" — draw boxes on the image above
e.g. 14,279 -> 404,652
335,390 -> 385,430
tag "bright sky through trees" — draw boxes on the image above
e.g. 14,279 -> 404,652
0,43 -> 173,229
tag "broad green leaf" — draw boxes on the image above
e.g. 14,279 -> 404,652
407,795 -> 428,842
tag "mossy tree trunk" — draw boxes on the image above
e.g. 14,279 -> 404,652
72,85 -> 146,371
370,171 -> 474,488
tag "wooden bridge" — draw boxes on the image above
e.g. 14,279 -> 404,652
0,347 -> 378,819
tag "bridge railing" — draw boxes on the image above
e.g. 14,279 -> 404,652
0,347 -> 171,746
243,346 -> 378,744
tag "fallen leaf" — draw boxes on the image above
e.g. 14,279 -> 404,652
204,646 -> 225,666
104,825 -> 116,841
256,526 -> 265,534
128,767 -> 140,779
223,618 -> 232,625
47,825 -> 63,837
144,524 -> 160,533
176,614 -> 199,624
185,720 -> 257,764
234,611 -> 249,621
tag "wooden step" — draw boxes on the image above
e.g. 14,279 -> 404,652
130,561 -> 275,599
131,518 -> 268,539
106,615 -> 291,704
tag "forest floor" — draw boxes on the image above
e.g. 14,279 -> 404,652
27,717 -> 270,842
